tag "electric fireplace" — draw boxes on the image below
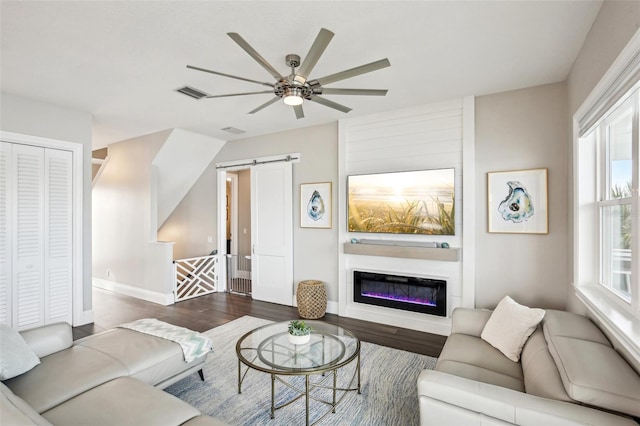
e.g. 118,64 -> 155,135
353,271 -> 446,317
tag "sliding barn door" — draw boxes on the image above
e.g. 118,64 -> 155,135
250,162 -> 293,306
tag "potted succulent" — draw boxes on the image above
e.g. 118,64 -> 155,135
287,320 -> 312,345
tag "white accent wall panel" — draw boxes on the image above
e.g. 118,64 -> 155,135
338,99 -> 468,336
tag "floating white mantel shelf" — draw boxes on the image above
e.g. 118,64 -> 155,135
343,242 -> 460,262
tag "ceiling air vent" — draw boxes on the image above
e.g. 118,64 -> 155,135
221,127 -> 246,135
176,86 -> 208,99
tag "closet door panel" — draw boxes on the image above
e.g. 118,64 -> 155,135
44,149 -> 72,323
0,142 -> 12,325
13,144 -> 45,329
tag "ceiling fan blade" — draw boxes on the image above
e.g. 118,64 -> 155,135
314,58 -> 391,86
294,105 -> 305,120
295,28 -> 334,84
227,32 -> 282,80
187,65 -> 274,88
321,88 -> 388,96
308,96 -> 352,113
248,97 -> 280,114
206,91 -> 274,99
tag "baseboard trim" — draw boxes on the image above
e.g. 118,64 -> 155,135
74,309 -> 94,326
93,277 -> 174,306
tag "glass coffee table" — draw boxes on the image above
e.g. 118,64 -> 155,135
236,321 -> 361,425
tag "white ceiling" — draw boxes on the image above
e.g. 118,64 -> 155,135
1,1 -> 602,149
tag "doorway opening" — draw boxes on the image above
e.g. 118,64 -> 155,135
226,170 -> 252,295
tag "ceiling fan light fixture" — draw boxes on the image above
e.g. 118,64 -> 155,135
283,87 -> 304,106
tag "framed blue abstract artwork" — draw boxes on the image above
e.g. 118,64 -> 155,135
300,182 -> 332,228
487,168 -> 548,234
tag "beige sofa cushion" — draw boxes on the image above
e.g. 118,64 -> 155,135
544,310 -> 640,417
548,335 -> 640,417
20,322 -> 73,358
520,327 -> 572,402
435,333 -> 524,392
450,307 -> 492,337
75,328 -> 205,386
42,377 -> 201,426
543,309 -> 610,345
0,383 -> 51,426
4,346 -> 128,413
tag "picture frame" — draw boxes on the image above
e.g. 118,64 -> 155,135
487,168 -> 548,234
300,182 -> 332,228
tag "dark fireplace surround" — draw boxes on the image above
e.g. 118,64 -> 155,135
353,270 -> 446,317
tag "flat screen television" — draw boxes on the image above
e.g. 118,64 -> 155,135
347,168 -> 455,235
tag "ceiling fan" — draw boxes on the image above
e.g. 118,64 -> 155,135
184,28 -> 390,119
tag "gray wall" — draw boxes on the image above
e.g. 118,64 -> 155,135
474,83 -> 569,309
92,130 -> 169,290
565,1 -> 640,307
158,160 -> 218,260
218,123 -> 339,301
168,122 -> 340,301
0,92 -> 94,314
567,1 -> 640,115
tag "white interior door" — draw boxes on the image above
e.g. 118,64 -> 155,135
12,143 -> 46,329
0,143 -> 12,325
250,162 -> 293,305
43,148 -> 73,324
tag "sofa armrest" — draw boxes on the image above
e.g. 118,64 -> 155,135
418,370 -> 637,426
20,322 -> 73,358
450,308 -> 492,337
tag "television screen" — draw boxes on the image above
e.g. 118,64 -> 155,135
348,168 -> 455,235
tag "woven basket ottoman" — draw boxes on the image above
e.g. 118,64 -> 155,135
296,280 -> 327,319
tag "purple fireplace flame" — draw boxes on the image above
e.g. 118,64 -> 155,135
361,291 -> 437,307
354,271 -> 446,316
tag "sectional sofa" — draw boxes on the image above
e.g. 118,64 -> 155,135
418,306 -> 640,425
1,321 -> 227,425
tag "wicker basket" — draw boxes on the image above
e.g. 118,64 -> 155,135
296,280 -> 327,319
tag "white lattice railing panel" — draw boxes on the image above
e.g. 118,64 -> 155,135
174,255 -> 218,302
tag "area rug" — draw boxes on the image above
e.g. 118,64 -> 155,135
165,316 -> 437,425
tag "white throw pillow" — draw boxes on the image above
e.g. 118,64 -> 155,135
0,324 -> 40,380
481,296 -> 545,362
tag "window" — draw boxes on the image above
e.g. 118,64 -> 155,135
574,31 -> 640,361
580,85 -> 639,315
595,95 -> 636,302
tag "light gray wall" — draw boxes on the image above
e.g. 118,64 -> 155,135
474,83 -> 569,310
565,1 -> 640,306
219,123 -> 339,301
92,130 -> 169,290
158,161 -> 217,260
567,1 -> 640,115
0,92 -> 94,313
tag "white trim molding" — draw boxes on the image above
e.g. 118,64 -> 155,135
93,277 -> 174,306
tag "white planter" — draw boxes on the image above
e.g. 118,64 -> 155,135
288,333 -> 311,345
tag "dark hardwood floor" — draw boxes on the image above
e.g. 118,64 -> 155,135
73,288 -> 447,358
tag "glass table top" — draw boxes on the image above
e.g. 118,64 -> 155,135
236,321 -> 360,374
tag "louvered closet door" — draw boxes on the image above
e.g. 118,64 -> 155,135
12,144 -> 46,329
0,143 -> 12,325
2,142 -> 73,330
44,148 -> 72,324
